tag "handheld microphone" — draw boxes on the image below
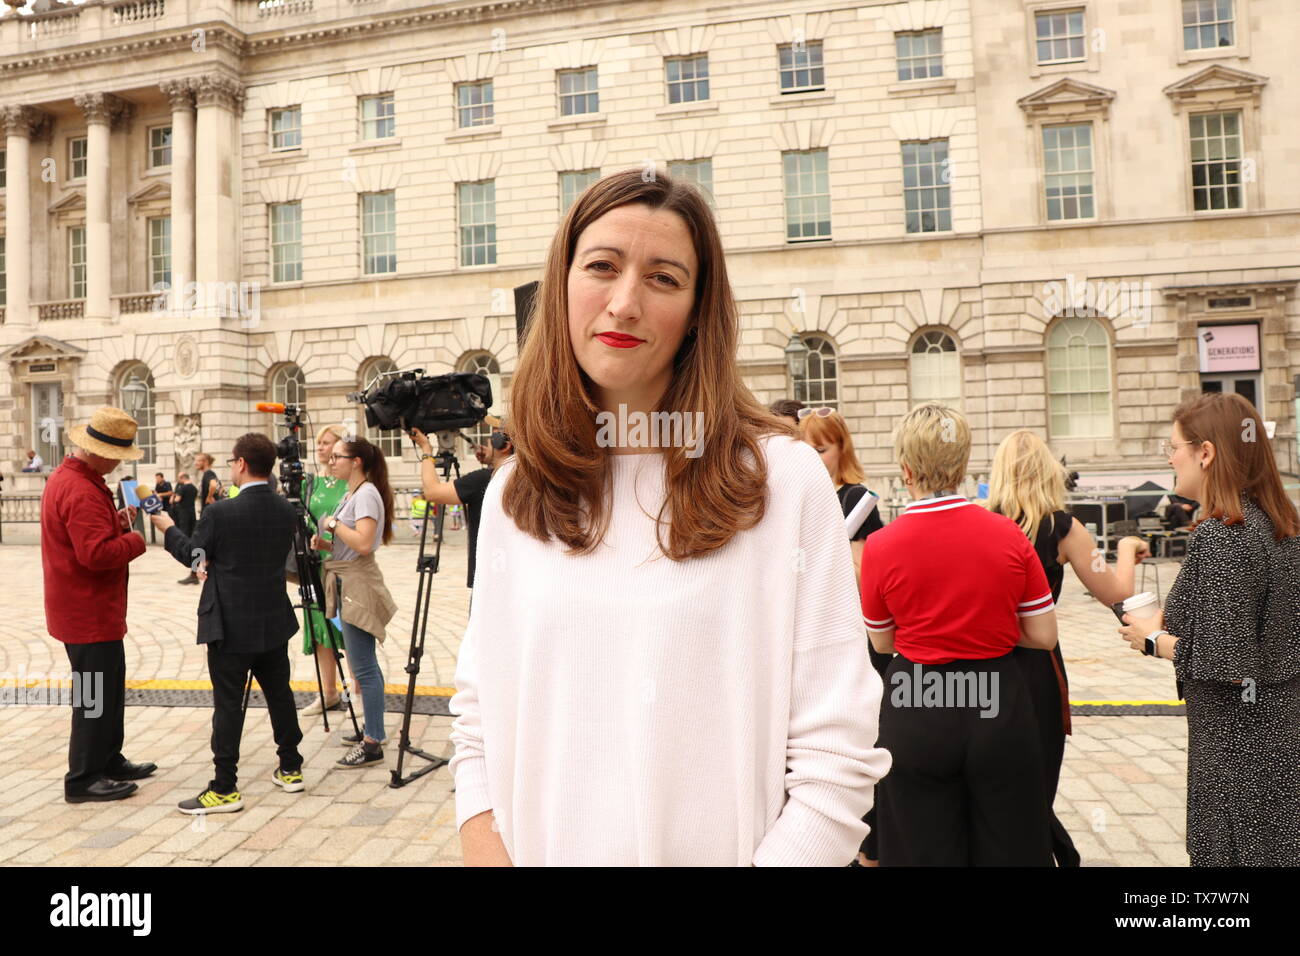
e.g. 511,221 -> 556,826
139,493 -> 166,515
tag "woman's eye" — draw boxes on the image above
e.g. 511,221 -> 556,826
588,261 -> 614,273
654,274 -> 679,287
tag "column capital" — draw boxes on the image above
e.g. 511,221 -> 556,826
160,77 -> 199,112
1,105 -> 53,141
194,74 -> 245,113
73,92 -> 134,129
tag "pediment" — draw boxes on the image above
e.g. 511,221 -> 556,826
128,180 -> 171,204
0,335 -> 88,364
1018,78 -> 1117,115
48,190 -> 85,214
1164,64 -> 1267,99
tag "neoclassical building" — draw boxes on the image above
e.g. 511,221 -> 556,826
0,0 -> 1296,492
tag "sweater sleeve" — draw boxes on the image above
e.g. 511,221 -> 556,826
752,446 -> 892,867
64,486 -> 146,571
1172,521 -> 1268,683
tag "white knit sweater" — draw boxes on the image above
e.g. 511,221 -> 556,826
449,435 -> 890,866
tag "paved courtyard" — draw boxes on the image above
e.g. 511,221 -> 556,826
0,526 -> 1191,866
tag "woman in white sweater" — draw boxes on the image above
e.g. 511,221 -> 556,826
448,168 -> 891,866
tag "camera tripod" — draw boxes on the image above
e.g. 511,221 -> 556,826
390,429 -> 461,788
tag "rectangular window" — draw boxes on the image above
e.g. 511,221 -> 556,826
1035,9 -> 1086,64
666,54 -> 710,104
1190,111 -> 1243,211
559,170 -> 599,214
895,30 -> 944,81
667,159 -> 716,210
783,149 -> 831,241
69,137 -> 88,180
457,181 -> 497,266
558,68 -> 599,116
148,217 -> 171,289
778,41 -> 825,91
270,202 -> 303,283
456,81 -> 494,128
70,226 -> 86,298
1183,0 -> 1234,50
1043,124 -> 1095,220
360,94 -> 396,140
149,126 -> 172,168
902,140 -> 952,233
361,191 -> 397,274
269,107 -> 302,150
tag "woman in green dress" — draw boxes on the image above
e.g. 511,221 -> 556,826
299,424 -> 354,716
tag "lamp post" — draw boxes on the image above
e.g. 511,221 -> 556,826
120,375 -> 147,536
783,333 -> 810,400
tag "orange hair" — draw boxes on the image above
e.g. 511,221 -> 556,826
799,412 -> 866,486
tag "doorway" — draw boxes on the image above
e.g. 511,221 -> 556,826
31,382 -> 65,467
1200,373 -> 1260,410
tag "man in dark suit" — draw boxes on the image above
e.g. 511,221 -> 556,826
149,433 -> 305,814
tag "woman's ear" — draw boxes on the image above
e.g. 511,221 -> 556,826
1200,440 -> 1216,469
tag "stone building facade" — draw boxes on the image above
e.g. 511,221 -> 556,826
0,0 -> 1296,493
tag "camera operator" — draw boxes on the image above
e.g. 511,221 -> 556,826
409,416 -> 514,590
150,433 -> 305,814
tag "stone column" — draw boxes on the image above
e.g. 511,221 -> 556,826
1,106 -> 52,325
72,93 -> 131,321
194,74 -> 244,314
160,78 -> 196,314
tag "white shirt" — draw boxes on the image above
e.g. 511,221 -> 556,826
449,435 -> 890,866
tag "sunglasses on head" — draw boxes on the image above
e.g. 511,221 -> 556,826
796,407 -> 834,420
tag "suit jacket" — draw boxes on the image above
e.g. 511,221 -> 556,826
164,483 -> 300,654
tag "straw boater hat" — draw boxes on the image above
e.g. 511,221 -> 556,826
67,407 -> 144,461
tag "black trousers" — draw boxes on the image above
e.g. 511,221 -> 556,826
859,646 -> 894,860
876,652 -> 1052,866
176,508 -> 196,538
1014,644 -> 1081,866
63,640 -> 128,795
207,642 -> 303,794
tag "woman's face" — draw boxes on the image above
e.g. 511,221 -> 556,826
316,432 -> 340,465
808,436 -> 842,484
1169,421 -> 1206,499
567,203 -> 698,412
330,445 -> 359,482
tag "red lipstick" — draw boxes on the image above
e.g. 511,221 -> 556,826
596,332 -> 644,349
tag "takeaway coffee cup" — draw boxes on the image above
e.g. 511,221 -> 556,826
1121,592 -> 1161,620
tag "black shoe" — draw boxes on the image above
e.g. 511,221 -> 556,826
178,574 -> 199,585
66,778 -> 139,804
105,760 -> 157,781
336,742 -> 384,769
340,730 -> 363,745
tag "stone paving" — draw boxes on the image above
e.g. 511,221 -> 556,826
0,528 -> 1192,866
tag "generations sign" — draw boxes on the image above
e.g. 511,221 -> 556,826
1197,323 -> 1260,373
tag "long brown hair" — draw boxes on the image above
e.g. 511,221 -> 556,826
1174,392 -> 1299,541
339,437 -> 395,545
501,168 -> 787,560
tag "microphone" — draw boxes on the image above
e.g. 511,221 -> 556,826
256,402 -> 286,413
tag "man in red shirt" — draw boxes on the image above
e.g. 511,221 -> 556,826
41,407 -> 156,803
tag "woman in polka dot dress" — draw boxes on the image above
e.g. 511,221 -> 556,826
1119,393 -> 1300,866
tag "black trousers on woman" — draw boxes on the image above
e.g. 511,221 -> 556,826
858,646 -> 894,861
1014,644 -> 1081,866
876,652 -> 1052,866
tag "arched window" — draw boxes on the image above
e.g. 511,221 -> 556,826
909,330 -> 961,408
270,363 -> 307,409
116,363 -> 157,463
359,357 -> 402,457
1046,315 -> 1112,438
792,335 -> 838,410
458,352 -> 502,451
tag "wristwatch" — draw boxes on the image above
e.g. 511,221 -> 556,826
1144,630 -> 1170,658
325,516 -> 339,533
420,453 -> 436,462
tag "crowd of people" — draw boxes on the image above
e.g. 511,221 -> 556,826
35,167 -> 1300,866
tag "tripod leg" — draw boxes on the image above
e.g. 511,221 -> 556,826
333,639 -> 363,738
